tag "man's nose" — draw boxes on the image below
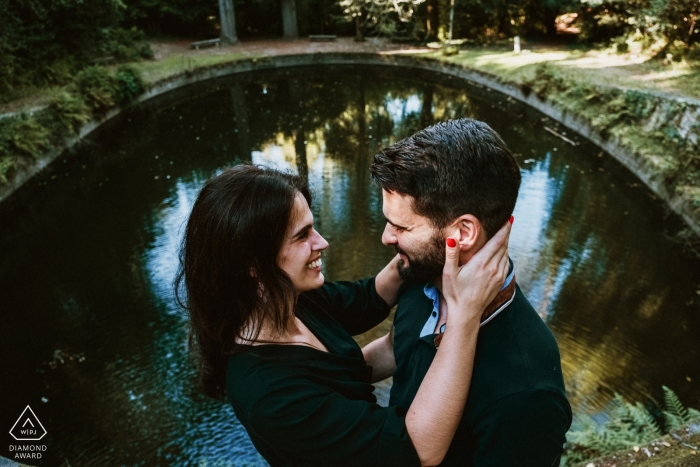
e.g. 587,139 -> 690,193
381,223 -> 397,246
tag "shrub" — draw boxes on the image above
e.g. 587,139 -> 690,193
74,66 -> 117,113
0,115 -> 52,159
115,65 -> 145,105
0,156 -> 17,184
47,91 -> 90,134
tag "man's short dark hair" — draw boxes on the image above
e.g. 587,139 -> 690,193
370,118 -> 521,238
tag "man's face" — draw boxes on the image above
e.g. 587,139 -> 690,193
381,190 -> 445,284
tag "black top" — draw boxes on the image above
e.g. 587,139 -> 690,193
390,283 -> 572,467
227,278 -> 421,467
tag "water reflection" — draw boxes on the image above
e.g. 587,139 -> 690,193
1,65 -> 699,466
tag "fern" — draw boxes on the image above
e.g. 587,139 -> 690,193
662,386 -> 700,431
563,388 -> 699,466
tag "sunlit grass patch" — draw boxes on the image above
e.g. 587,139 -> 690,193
134,52 -> 255,85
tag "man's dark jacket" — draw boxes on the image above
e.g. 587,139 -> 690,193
390,283 -> 572,467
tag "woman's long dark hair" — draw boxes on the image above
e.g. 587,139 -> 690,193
174,164 -> 312,399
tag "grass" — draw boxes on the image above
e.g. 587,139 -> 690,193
425,44 -> 700,102
132,51 -> 253,85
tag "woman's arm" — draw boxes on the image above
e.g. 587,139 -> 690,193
406,222 -> 511,466
374,254 -> 403,307
362,255 -> 401,382
362,327 -> 395,383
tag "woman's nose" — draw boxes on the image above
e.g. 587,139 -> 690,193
312,229 -> 329,251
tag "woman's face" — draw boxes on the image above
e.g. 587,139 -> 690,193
277,193 -> 329,294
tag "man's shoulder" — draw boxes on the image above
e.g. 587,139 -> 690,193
466,285 -> 568,417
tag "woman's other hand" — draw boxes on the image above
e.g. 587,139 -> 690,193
441,218 -> 512,327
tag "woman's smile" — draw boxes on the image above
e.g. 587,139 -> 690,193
305,256 -> 323,270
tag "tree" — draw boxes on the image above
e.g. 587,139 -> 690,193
281,0 -> 299,38
219,0 -> 238,44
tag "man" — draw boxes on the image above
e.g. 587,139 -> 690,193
364,118 -> 572,466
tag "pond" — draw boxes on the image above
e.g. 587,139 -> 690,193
1,65 -> 699,466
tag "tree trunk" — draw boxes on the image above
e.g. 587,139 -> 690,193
426,0 -> 438,40
281,0 -> 299,39
218,0 -> 238,45
355,15 -> 364,41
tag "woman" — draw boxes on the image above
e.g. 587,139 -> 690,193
175,164 -> 511,467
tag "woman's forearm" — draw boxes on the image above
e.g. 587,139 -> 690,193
405,311 -> 480,467
374,255 -> 403,307
362,329 -> 396,382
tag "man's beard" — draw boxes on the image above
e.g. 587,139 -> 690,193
395,231 -> 445,284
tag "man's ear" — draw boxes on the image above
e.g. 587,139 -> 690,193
450,214 -> 482,250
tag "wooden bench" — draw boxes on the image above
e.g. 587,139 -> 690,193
190,39 -> 220,50
308,35 -> 336,42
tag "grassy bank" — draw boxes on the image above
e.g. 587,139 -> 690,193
0,50 -> 251,193
429,46 -> 700,215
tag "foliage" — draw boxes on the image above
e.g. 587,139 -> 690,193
1,115 -> 52,160
0,63 -> 145,189
115,66 -> 146,105
662,385 -> 700,431
0,155 -> 15,184
0,0 -> 151,101
121,0 -> 219,37
74,67 -> 119,113
47,92 -> 91,134
562,387 -> 700,466
340,0 -> 426,36
576,0 -> 700,54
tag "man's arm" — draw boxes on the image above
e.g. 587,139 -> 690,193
362,327 -> 396,383
472,389 -> 572,467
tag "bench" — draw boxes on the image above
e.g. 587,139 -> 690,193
191,39 -> 220,50
308,35 -> 336,42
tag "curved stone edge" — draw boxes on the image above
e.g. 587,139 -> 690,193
2,52 -> 698,237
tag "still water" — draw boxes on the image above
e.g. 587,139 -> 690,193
1,65 -> 699,466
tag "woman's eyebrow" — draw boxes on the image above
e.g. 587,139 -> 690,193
292,223 -> 313,239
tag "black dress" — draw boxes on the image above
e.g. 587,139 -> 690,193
227,277 -> 421,467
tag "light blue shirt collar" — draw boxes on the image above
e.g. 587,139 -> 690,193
419,258 -> 515,338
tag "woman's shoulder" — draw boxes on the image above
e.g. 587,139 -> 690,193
226,347 -> 316,397
226,348 -> 289,415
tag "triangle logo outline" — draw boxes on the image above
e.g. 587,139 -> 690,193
9,405 -> 47,441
